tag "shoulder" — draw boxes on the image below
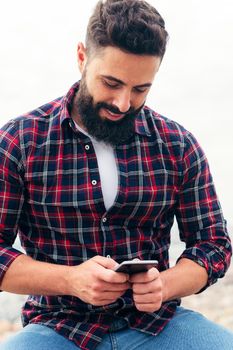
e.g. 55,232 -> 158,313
143,105 -> 201,158
144,106 -> 188,140
0,96 -> 63,144
0,96 -> 64,167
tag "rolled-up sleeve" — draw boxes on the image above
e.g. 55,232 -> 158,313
0,121 -> 24,286
175,131 -> 232,291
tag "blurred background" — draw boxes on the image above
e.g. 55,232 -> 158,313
0,0 -> 232,340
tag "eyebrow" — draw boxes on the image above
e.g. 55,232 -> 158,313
100,75 -> 152,89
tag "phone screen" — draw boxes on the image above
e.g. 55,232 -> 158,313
114,260 -> 158,274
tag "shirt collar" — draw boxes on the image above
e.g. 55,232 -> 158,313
60,81 -> 151,138
60,81 -> 79,126
134,108 -> 152,137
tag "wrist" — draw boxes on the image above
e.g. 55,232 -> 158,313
160,270 -> 169,302
64,264 -> 84,297
61,265 -> 75,296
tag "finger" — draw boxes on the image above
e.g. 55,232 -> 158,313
103,282 -> 131,292
92,280 -> 131,293
133,279 -> 162,295
102,269 -> 129,284
134,302 -> 162,313
92,256 -> 129,283
133,292 -> 158,304
132,280 -> 157,294
91,291 -> 125,305
129,268 -> 159,283
92,255 -> 118,270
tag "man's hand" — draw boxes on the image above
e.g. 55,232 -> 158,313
68,256 -> 130,306
129,268 -> 164,313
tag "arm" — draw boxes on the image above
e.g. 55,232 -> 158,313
175,131 -> 232,289
0,122 -> 129,304
0,254 -> 70,295
0,122 -> 69,296
131,131 -> 231,313
130,258 -> 207,312
160,258 -> 208,301
0,254 -> 130,306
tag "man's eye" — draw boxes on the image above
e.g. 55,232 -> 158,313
134,87 -> 148,93
103,80 -> 120,89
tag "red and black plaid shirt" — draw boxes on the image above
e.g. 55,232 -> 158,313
0,82 -> 231,349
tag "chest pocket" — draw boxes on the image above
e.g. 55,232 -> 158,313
23,172 -> 101,238
26,174 -> 75,206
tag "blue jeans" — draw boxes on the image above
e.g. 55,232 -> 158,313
2,307 -> 233,350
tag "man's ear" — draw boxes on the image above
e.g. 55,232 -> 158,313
77,42 -> 87,73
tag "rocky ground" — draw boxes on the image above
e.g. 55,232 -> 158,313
182,264 -> 233,330
173,237 -> 233,332
0,265 -> 232,343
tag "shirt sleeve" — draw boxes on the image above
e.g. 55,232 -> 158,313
0,121 -> 25,287
175,131 -> 232,291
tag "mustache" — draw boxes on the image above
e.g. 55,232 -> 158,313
96,102 -> 135,116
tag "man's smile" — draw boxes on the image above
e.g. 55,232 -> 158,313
100,107 -> 126,121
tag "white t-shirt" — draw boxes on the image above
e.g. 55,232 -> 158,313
74,122 -> 118,210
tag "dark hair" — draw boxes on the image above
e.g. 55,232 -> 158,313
85,0 -> 169,58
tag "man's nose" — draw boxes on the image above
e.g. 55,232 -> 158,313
112,90 -> 131,114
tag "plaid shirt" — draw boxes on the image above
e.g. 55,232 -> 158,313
0,82 -> 231,349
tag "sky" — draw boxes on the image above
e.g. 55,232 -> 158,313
0,0 -> 233,229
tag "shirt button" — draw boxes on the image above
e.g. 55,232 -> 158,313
102,217 -> 107,223
85,145 -> 90,151
91,180 -> 97,186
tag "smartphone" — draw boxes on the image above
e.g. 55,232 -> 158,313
114,260 -> 158,274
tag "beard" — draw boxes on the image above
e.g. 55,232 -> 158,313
74,78 -> 144,146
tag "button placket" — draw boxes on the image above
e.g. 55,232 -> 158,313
101,214 -> 110,258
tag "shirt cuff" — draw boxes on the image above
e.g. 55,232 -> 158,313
176,244 -> 228,293
0,246 -> 23,291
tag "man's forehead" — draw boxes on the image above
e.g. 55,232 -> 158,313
88,46 -> 161,85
